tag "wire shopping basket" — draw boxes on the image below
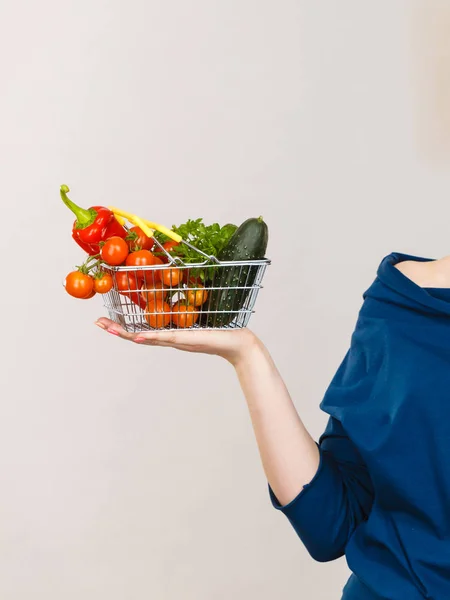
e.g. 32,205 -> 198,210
101,210 -> 270,332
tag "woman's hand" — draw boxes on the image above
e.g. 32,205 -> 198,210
94,317 -> 258,365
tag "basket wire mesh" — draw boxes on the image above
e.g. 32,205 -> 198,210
101,231 -> 270,332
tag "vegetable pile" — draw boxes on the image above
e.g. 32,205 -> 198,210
61,184 -> 269,329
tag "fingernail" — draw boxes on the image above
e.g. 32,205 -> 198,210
95,321 -> 106,329
108,329 -> 119,336
134,337 -> 145,343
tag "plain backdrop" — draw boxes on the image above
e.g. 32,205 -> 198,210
1,1 -> 449,599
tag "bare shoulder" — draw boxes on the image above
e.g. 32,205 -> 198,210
394,258 -> 449,288
393,260 -> 425,282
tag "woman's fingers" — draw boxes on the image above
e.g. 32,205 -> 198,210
94,316 -> 256,361
95,317 -> 118,330
95,317 -> 206,348
95,318 -> 136,342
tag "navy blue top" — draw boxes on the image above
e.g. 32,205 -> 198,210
269,252 -> 450,600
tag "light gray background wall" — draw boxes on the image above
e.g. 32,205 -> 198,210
1,1 -> 449,599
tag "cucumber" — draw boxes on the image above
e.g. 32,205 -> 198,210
202,217 -> 268,327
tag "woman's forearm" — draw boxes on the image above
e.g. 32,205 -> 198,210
95,317 -> 320,506
233,338 -> 320,506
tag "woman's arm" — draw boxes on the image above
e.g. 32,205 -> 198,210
95,319 -> 320,506
233,336 -> 320,505
95,318 -> 374,562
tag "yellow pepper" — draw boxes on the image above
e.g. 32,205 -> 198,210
108,207 -> 182,243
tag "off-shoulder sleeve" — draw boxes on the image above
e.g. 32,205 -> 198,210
268,416 -> 374,562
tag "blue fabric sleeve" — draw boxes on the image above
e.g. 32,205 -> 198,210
269,416 -> 374,562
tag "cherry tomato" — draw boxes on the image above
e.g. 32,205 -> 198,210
186,285 -> 208,307
157,267 -> 183,287
81,289 -> 97,299
65,271 -> 95,299
101,236 -> 129,266
160,240 -> 180,263
187,274 -> 203,286
126,226 -> 155,252
172,303 -> 199,328
126,249 -> 158,268
114,271 -> 147,309
142,257 -> 163,287
141,281 -> 168,305
94,273 -> 113,294
145,300 -> 171,329
114,270 -> 139,292
126,250 -> 162,282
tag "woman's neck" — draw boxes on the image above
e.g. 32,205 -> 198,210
430,255 -> 450,286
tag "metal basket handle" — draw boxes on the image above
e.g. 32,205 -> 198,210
109,207 -> 220,266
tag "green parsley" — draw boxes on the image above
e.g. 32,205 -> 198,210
154,219 -> 237,280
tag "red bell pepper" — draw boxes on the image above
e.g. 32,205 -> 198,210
60,185 -> 127,255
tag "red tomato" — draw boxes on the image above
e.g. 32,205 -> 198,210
114,271 -> 139,292
160,240 -> 180,263
141,281 -> 168,305
172,303 -> 199,328
186,285 -> 208,307
184,268 -> 203,286
125,250 -> 158,268
189,275 -> 203,286
145,300 -> 171,329
125,250 -> 161,280
157,267 -> 183,287
142,257 -> 163,287
114,271 -> 147,309
125,250 -> 161,267
65,271 -> 95,299
81,289 -> 96,299
101,236 -> 129,266
94,273 -> 113,294
126,226 -> 155,252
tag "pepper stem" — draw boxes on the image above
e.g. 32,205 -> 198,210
60,185 -> 97,227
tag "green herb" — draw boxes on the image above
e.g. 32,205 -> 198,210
154,219 -> 237,280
